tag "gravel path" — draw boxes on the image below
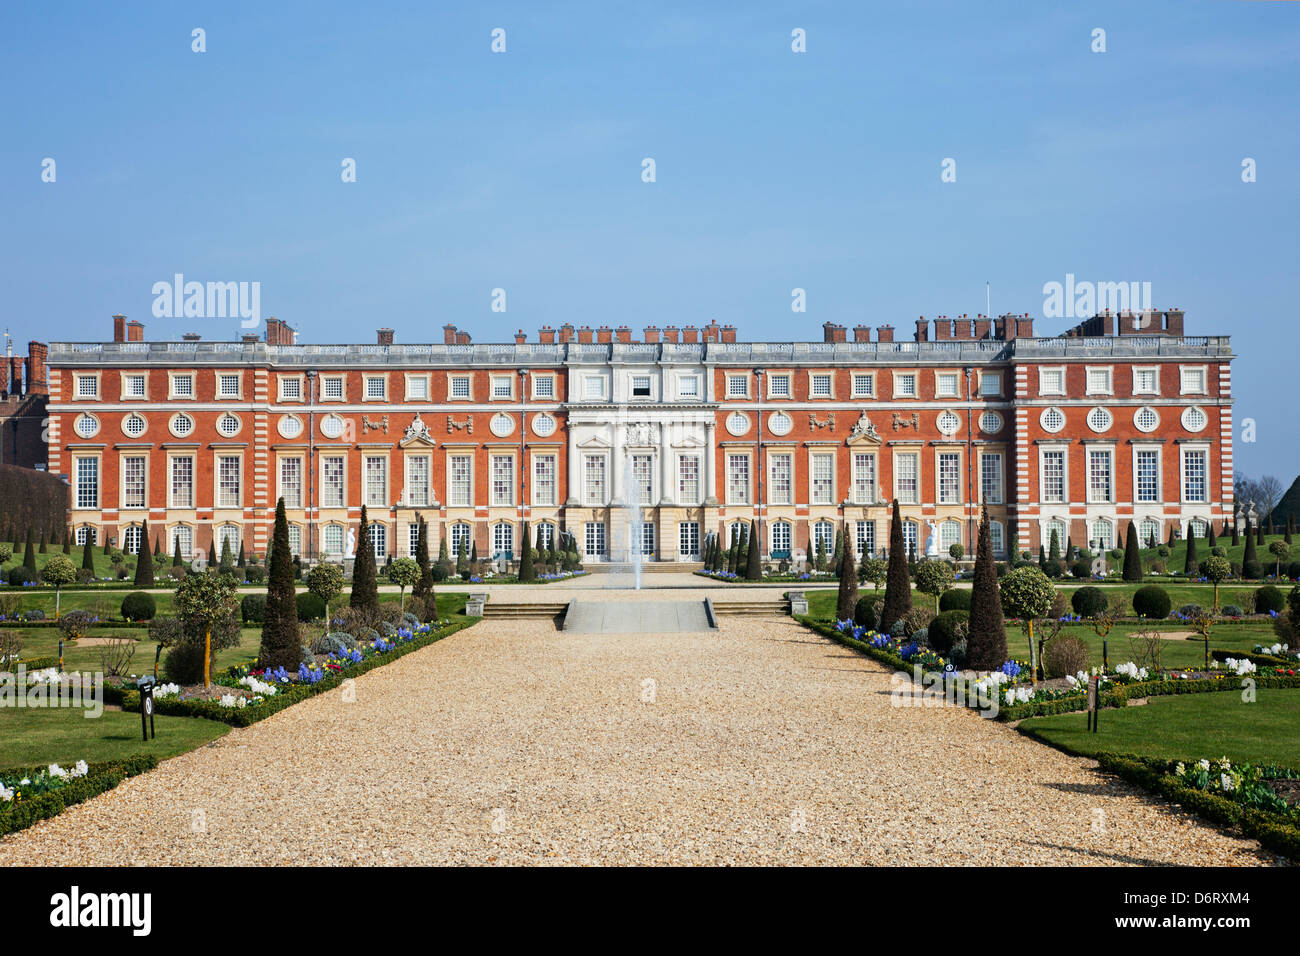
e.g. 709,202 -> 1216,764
0,619 -> 1275,865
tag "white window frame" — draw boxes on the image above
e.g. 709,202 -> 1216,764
1038,366 -> 1066,397
74,373 -> 101,400
934,371 -> 960,399
851,452 -> 876,505
531,374 -> 556,400
1039,446 -> 1068,504
726,453 -> 752,505
809,372 -> 834,399
363,375 -> 388,402
320,375 -> 346,402
766,373 -> 792,399
448,454 -> 473,507
364,455 -> 388,508
278,456 -> 304,509
769,453 -> 793,506
74,456 -> 100,509
490,374 -> 515,400
1134,446 -> 1161,503
980,452 -> 1004,505
893,372 -> 918,399
448,375 -> 472,401
852,372 -> 876,398
894,451 -> 920,505
583,454 -> 608,506
169,454 -> 195,509
321,455 -> 346,509
1085,366 -> 1113,396
1180,365 -> 1208,395
277,375 -> 304,402
490,455 -> 515,507
121,372 -> 146,400
810,452 -> 835,505
726,374 -> 750,399
168,372 -> 195,400
937,451 -> 962,505
1132,365 -> 1160,396
405,454 -> 431,508
1181,446 -> 1210,504
532,454 -> 557,507
677,454 -> 701,505
1086,447 -> 1114,504
404,374 -> 431,402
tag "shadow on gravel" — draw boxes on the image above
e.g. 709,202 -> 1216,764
1020,841 -> 1174,866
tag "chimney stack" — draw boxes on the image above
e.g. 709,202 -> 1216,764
241,333 -> 259,344
853,324 -> 871,343
127,320 -> 145,342
1164,309 -> 1184,336
265,318 -> 294,345
615,325 -> 632,344
577,326 -> 594,344
112,314 -> 127,343
596,326 -> 613,344
538,325 -> 556,344
25,342 -> 48,395
443,324 -> 457,345
876,325 -> 894,343
514,330 -> 527,345
182,333 -> 202,342
377,328 -> 395,346
914,318 -> 929,343
973,317 -> 992,339
682,325 -> 699,344
663,326 -> 680,343
559,324 -> 575,344
721,324 -> 737,343
1016,314 -> 1035,338
642,325 -> 661,344
934,317 -> 952,341
455,330 -> 471,345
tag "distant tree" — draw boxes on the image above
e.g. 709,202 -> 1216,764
41,554 -> 77,619
1243,521 -> 1262,579
949,542 -> 964,562
1203,555 -> 1232,611
38,530 -> 47,554
456,535 -> 469,578
879,500 -> 913,633
915,559 -> 955,614
178,570 -> 239,687
413,515 -> 433,596
307,562 -> 345,628
388,557 -> 421,612
172,537 -> 183,567
1184,526 -> 1199,577
238,542 -> 246,568
859,555 -> 887,592
23,530 -> 37,570
207,538 -> 217,568
80,536 -> 95,573
835,521 -> 859,621
999,566 -> 1056,683
259,498 -> 301,671
219,536 -> 235,573
1122,520 -> 1143,582
133,520 -> 155,588
745,519 -> 762,581
1269,540 -> 1291,579
518,520 -> 536,581
350,505 -> 379,611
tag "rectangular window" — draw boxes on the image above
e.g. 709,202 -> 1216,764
365,456 -> 387,507
1039,368 -> 1065,396
407,523 -> 421,557
1183,450 -> 1208,502
406,455 -> 430,508
679,522 -> 700,558
365,376 -> 386,400
852,373 -> 874,398
1086,368 -> 1112,395
491,456 -> 514,506
279,377 -> 301,401
981,453 -> 1004,505
124,374 -> 146,398
1042,450 -> 1066,503
980,373 -> 1001,398
938,452 -> 961,504
218,373 -> 240,398
1133,367 -> 1159,394
584,522 -> 606,558
810,374 -> 832,397
450,376 -> 471,399
76,375 -> 99,399
1181,367 -> 1207,394
639,522 -> 656,557
584,377 -> 604,399
406,376 -> 429,401
895,453 -> 919,505
631,375 -> 651,398
279,458 -> 302,509
170,456 -> 194,508
449,455 -> 472,506
770,454 -> 792,506
771,521 -> 792,557
491,376 -> 513,399
896,373 -> 917,398
632,454 -> 654,505
678,376 -> 699,398
365,523 -> 382,560
532,456 -> 556,506
1088,449 -> 1113,503
450,523 -> 471,556
122,456 -> 146,508
217,456 -> 241,508
727,375 -> 749,398
935,373 -> 959,398
811,454 -> 834,505
727,454 -> 751,504
851,453 -> 876,505
75,457 -> 99,508
323,525 -> 344,555
856,520 -> 876,558
532,376 -> 555,399
322,377 -> 344,400
584,455 -> 606,505
321,456 -> 345,508
1136,450 -> 1160,502
171,374 -> 194,398
678,455 -> 700,504
768,374 -> 790,398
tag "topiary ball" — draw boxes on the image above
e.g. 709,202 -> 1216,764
939,589 -> 971,612
1256,585 -> 1285,615
1132,585 -> 1172,619
1071,586 -> 1108,617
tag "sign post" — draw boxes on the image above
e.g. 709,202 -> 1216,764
137,676 -> 156,741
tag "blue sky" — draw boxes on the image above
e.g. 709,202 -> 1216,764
1,1 -> 1297,476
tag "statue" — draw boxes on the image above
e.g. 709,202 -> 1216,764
924,519 -> 939,557
345,528 -> 356,559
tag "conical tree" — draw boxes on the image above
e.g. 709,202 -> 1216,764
1184,525 -> 1199,576
518,520 -> 536,581
456,536 -> 468,578
259,498 -> 300,669
172,537 -> 183,567
1257,520 -> 1265,546
1038,545 -> 1046,571
1048,528 -> 1062,564
207,538 -> 216,568
835,521 -> 859,621
831,528 -> 844,578
61,531 -> 70,555
154,533 -> 162,556
238,542 -> 246,568
1207,521 -> 1217,549
727,528 -> 739,574
80,536 -> 94,573
1065,535 -> 1075,563
967,505 -> 1007,670
1231,517 -> 1240,546
219,536 -> 235,573
23,530 -> 37,570
1122,520 -> 1142,581
413,515 -> 433,597
879,500 -> 913,633
133,520 -> 155,587
745,519 -> 762,581
1287,513 -> 1295,545
39,530 -> 47,554
350,505 -> 379,611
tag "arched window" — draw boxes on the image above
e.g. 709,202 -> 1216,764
771,520 -> 792,557
1045,520 -> 1067,555
367,523 -> 386,560
451,522 -> 472,557
322,523 -> 345,556
76,525 -> 97,546
1189,517 -> 1209,538
288,525 -> 302,557
813,520 -> 835,557
171,524 -> 193,558
1090,518 -> 1113,551
216,525 -> 240,559
536,522 -> 555,551
122,524 -> 142,555
492,522 -> 514,559
940,521 -> 962,553
1140,518 -> 1161,549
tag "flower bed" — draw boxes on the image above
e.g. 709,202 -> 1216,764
104,619 -> 472,726
0,755 -> 158,838
1095,752 -> 1300,861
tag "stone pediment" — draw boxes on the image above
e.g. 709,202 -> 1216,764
844,411 -> 883,446
398,412 -> 437,448
576,434 -> 612,449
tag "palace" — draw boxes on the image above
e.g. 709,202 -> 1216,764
44,310 -> 1233,566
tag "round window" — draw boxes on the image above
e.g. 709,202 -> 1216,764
1182,406 -> 1207,432
532,413 -> 556,438
936,410 -> 961,435
170,413 -> 194,438
122,413 -> 147,438
73,414 -> 99,439
216,413 -> 241,437
489,412 -> 515,437
1087,407 -> 1113,433
726,412 -> 750,436
1040,407 -> 1066,433
277,415 -> 303,440
320,415 -> 345,439
767,411 -> 793,437
979,411 -> 1002,434
1134,407 -> 1159,433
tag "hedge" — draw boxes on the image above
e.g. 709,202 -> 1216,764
109,620 -> 473,727
1094,752 -> 1300,862
0,755 -> 158,838
1211,648 -> 1297,669
15,655 -> 59,670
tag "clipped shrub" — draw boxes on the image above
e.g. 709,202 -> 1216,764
7,566 -> 35,586
1071,560 -> 1092,579
24,608 -> 45,621
1255,585 -> 1285,615
296,591 -> 326,622
240,593 -> 268,625
1132,585 -> 1172,619
928,609 -> 969,655
946,639 -> 968,669
939,589 -> 971,612
900,606 -> 934,637
75,568 -> 95,584
120,591 -> 157,622
57,610 -> 96,640
1177,603 -> 1205,619
243,565 -> 266,584
852,597 -> 876,630
1043,635 -> 1090,679
311,631 -> 356,655
1071,586 -> 1108,618
1220,605 -> 1245,618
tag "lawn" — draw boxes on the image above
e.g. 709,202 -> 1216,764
1018,688 -> 1300,768
0,706 -> 231,768
13,626 -> 264,675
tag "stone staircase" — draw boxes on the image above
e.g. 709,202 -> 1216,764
480,602 -> 569,620
583,562 -> 705,574
709,596 -> 791,617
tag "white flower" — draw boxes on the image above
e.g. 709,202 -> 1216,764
72,760 -> 88,778
1222,658 -> 1255,676
155,682 -> 181,698
1175,762 -> 1186,776
218,694 -> 238,708
0,784 -> 13,802
1219,757 -> 1231,770
1113,662 -> 1148,681
48,763 -> 67,778
1197,759 -> 1211,772
1220,773 -> 1235,792
238,675 -> 276,696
